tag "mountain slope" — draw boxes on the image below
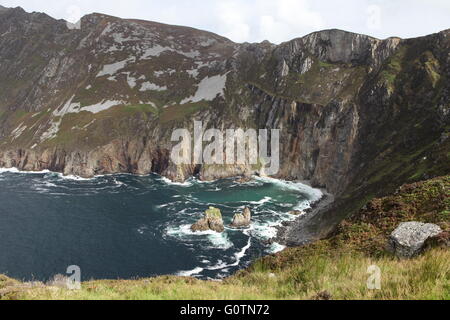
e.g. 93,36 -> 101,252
0,7 -> 449,242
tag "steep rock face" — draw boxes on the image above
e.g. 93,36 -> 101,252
0,7 -> 448,237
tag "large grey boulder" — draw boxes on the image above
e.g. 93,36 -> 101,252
389,222 -> 442,258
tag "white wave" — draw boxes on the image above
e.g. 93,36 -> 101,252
268,242 -> 286,254
166,224 -> 233,250
0,167 -> 20,173
0,167 -> 115,183
194,179 -> 215,184
44,181 -> 58,187
244,196 -> 273,206
248,224 -> 278,240
137,225 -> 148,235
113,178 -> 124,186
176,267 -> 204,277
256,176 -> 322,199
0,167 -> 51,174
159,176 -> 193,187
293,200 -> 314,211
234,238 -> 252,264
205,238 -> 252,271
255,176 -> 323,209
234,179 -> 264,187
0,167 -> 131,182
244,211 -> 296,241
206,232 -> 233,250
53,173 -> 94,181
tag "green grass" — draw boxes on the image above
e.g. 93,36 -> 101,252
1,248 -> 447,300
205,207 -> 222,219
122,104 -> 158,115
379,45 -> 409,93
159,101 -> 209,124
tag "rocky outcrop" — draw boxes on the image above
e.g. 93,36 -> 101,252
230,207 -> 251,229
288,210 -> 304,216
191,207 -> 224,233
388,222 -> 443,258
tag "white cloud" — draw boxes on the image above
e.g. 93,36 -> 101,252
257,0 -> 325,43
276,0 -> 325,30
216,0 -> 251,42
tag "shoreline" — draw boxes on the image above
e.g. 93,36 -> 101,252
274,191 -> 335,247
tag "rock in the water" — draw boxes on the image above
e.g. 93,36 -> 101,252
288,210 -> 305,216
230,207 -> 252,228
191,207 -> 224,233
190,218 -> 210,232
388,222 -> 442,258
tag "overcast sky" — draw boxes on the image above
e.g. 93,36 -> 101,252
1,0 -> 449,43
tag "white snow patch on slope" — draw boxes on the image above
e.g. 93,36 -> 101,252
53,95 -> 81,116
112,32 -> 139,44
81,100 -> 124,113
140,45 -> 200,59
154,69 -> 176,77
11,123 -> 27,140
125,73 -> 137,88
54,95 -> 124,116
187,69 -> 199,78
182,50 -> 200,58
186,61 -> 212,78
40,118 -> 61,142
180,73 -> 228,104
105,44 -> 120,53
141,45 -> 171,59
100,23 -> 114,38
96,58 -> 132,77
199,38 -> 217,47
139,81 -> 167,92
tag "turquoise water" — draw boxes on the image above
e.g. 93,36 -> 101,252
0,169 -> 322,281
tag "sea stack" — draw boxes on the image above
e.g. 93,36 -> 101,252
191,207 -> 225,233
230,207 -> 252,229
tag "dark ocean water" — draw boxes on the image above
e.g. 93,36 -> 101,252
0,168 -> 322,281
